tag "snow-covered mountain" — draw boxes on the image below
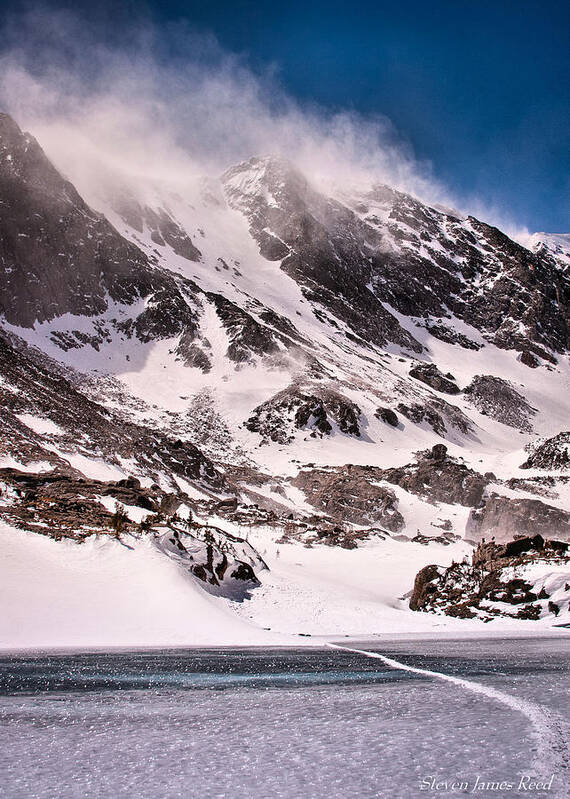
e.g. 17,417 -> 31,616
1,112 -> 568,646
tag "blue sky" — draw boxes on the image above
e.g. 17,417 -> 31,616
0,0 -> 568,232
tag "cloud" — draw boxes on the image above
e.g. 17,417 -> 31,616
0,5 -> 532,240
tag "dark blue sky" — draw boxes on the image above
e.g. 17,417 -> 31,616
1,0 -> 569,231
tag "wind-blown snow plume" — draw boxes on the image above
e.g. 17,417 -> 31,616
0,5 -> 467,214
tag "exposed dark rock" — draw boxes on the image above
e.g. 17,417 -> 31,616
231,562 -> 258,581
258,308 -> 305,343
157,525 -> 265,598
160,494 -> 183,516
223,157 -> 423,354
519,350 -> 540,368
216,496 -> 238,511
0,330 -> 222,487
427,444 -> 448,461
375,407 -> 399,426
505,476 -> 561,499
112,189 -> 202,261
409,363 -> 460,394
0,468 -> 162,539
409,534 -> 569,620
209,293 -> 281,363
175,334 -> 212,372
463,374 -> 536,431
411,532 -> 458,546
380,449 -> 488,507
353,186 -> 568,356
396,398 -> 474,439
409,564 -> 441,610
462,217 -> 569,356
424,322 -> 482,350
466,494 -> 570,544
0,114 -> 200,338
472,535 -> 547,567
245,385 -> 362,444
521,432 -> 570,470
291,466 -> 404,529
0,113 -> 215,360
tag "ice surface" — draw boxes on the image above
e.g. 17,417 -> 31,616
0,640 -> 568,799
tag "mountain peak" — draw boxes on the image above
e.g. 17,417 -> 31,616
222,155 -> 309,205
0,112 -> 26,144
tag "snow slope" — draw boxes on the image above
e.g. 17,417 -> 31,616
2,520 -> 566,651
0,523 -> 291,649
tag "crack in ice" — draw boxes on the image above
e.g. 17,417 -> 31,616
327,643 -> 569,793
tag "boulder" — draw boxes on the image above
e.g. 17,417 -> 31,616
409,533 -> 570,620
375,407 -> 399,427
245,385 -> 362,444
291,466 -> 404,529
409,564 -> 440,610
381,450 -> 488,507
409,363 -> 460,394
519,350 -> 540,368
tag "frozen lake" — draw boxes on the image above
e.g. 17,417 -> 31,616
0,638 -> 569,798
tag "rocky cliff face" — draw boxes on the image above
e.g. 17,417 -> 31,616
0,113 -> 158,327
350,186 -> 569,359
223,157 -> 425,354
466,494 -> 570,544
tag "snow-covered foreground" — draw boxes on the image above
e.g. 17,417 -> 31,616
0,524 -> 281,649
1,522 -> 566,650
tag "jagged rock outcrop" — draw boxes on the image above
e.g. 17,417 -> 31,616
375,407 -> 399,426
0,468 -> 161,538
245,385 -> 362,444
470,534 -> 566,567
466,494 -> 570,543
409,534 -> 569,620
0,112 -> 218,362
521,432 -> 570,470
519,349 -> 540,368
349,185 -> 569,356
423,322 -> 482,350
409,564 -> 442,611
291,465 -> 404,529
396,398 -> 474,439
464,374 -> 536,431
209,293 -> 282,363
157,526 -> 264,598
381,446 -> 488,507
113,191 -> 202,261
0,114 -> 193,332
409,363 -> 460,394
0,330 -> 222,486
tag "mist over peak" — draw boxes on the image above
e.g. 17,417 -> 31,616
0,4 -> 542,243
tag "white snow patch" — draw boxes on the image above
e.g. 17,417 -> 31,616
15,413 -> 65,436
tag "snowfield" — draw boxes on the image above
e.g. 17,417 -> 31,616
1,519 -> 567,651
